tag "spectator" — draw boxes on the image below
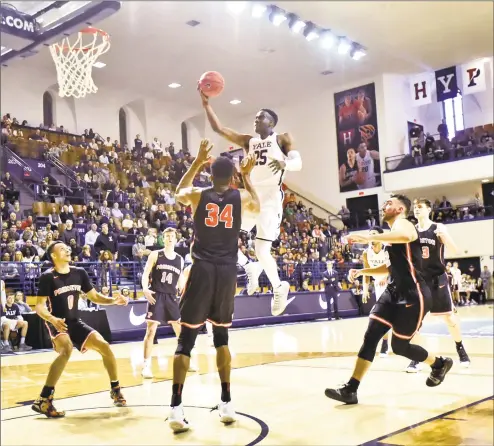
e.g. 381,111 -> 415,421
1,292 -> 32,352
94,223 -> 118,260
14,291 -> 31,314
61,219 -> 77,245
84,223 -> 100,246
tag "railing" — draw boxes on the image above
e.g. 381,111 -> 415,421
1,260 -> 362,298
346,204 -> 493,231
283,186 -> 344,230
1,144 -> 46,183
384,147 -> 494,173
46,153 -> 79,184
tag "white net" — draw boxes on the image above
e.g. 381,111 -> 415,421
49,27 -> 111,99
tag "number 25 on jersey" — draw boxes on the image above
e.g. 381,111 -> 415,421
205,203 -> 233,228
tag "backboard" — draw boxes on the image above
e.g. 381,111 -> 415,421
0,1 -> 121,65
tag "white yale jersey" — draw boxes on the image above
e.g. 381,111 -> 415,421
357,150 -> 376,189
366,246 -> 389,298
248,132 -> 287,187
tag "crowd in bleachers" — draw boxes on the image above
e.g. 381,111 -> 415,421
1,112 -> 364,301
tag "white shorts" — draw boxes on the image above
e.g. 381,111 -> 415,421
241,186 -> 283,242
1,317 -> 19,331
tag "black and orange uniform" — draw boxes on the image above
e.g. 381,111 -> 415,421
180,187 -> 242,328
37,266 -> 95,352
341,160 -> 358,192
416,223 -> 453,314
145,250 -> 183,324
369,227 -> 432,339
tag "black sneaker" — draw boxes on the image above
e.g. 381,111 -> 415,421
379,340 -> 389,357
324,385 -> 358,404
456,345 -> 471,368
426,357 -> 453,387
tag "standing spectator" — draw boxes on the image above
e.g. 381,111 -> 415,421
61,219 -> 77,245
322,260 -> 341,320
481,265 -> 492,299
437,118 -> 449,141
94,223 -> 118,260
352,279 -> 364,316
84,223 -> 100,246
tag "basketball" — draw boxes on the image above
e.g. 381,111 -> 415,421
198,71 -> 224,97
355,172 -> 366,185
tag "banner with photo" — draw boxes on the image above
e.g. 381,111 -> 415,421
334,82 -> 381,193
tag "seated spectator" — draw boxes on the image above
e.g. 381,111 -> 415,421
61,219 -> 77,244
0,292 -> 32,352
29,129 -> 43,141
111,203 -> 124,220
14,291 -> 32,313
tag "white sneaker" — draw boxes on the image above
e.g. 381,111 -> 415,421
271,281 -> 290,316
244,262 -> 262,295
405,360 -> 422,373
141,365 -> 154,379
168,404 -> 190,432
379,351 -> 389,358
217,401 -> 237,423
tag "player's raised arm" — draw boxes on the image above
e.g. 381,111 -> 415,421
238,154 -> 260,215
175,138 -> 213,210
200,90 -> 252,150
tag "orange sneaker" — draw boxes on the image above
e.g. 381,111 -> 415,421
31,395 -> 66,418
110,387 -> 126,407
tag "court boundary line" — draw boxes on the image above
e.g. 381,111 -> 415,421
1,404 -> 269,446
360,395 -> 494,446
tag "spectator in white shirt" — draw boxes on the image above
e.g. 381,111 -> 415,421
89,139 -> 98,150
144,229 -> 157,248
164,191 -> 175,205
451,262 -> 462,304
84,223 -> 100,246
111,203 -> 124,219
144,149 -> 154,162
99,153 -> 109,165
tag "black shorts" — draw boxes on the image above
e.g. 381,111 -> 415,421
45,319 -> 96,353
370,282 -> 432,339
145,292 -> 180,325
429,273 -> 455,315
180,260 -> 237,328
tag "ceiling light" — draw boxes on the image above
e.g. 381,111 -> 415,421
337,37 -> 352,55
93,61 -> 106,68
230,99 -> 242,105
351,45 -> 367,60
288,15 -> 306,34
227,1 -> 247,14
251,3 -> 267,18
319,30 -> 335,49
303,22 -> 319,41
269,7 -> 287,26
168,83 -> 181,89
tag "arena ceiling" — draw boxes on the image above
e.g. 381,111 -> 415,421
7,1 -> 494,119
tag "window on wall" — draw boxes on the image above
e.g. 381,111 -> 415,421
442,91 -> 464,139
118,108 -> 127,147
181,121 -> 188,153
43,91 -> 54,127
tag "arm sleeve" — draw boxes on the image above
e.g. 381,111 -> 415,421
80,269 -> 94,294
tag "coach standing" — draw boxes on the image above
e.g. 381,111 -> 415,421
322,260 -> 341,320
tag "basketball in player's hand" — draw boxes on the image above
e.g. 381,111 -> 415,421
355,171 -> 366,185
198,71 -> 224,97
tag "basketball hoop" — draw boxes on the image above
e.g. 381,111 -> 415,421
49,27 -> 111,99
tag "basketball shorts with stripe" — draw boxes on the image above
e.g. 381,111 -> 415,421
45,319 -> 95,353
145,292 -> 180,325
429,273 -> 455,314
241,186 -> 283,241
370,282 -> 432,338
179,260 -> 237,328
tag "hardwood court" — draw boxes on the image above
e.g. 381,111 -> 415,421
1,306 -> 493,445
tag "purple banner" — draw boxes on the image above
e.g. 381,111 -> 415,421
7,156 -> 49,181
105,291 -> 377,340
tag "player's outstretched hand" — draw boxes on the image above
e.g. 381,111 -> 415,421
198,86 -> 209,106
196,139 -> 213,164
267,156 -> 286,174
143,289 -> 156,305
348,268 -> 362,283
113,291 -> 129,306
348,234 -> 369,244
240,154 -> 256,176
51,317 -> 68,332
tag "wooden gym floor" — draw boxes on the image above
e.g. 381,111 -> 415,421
1,306 -> 493,445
